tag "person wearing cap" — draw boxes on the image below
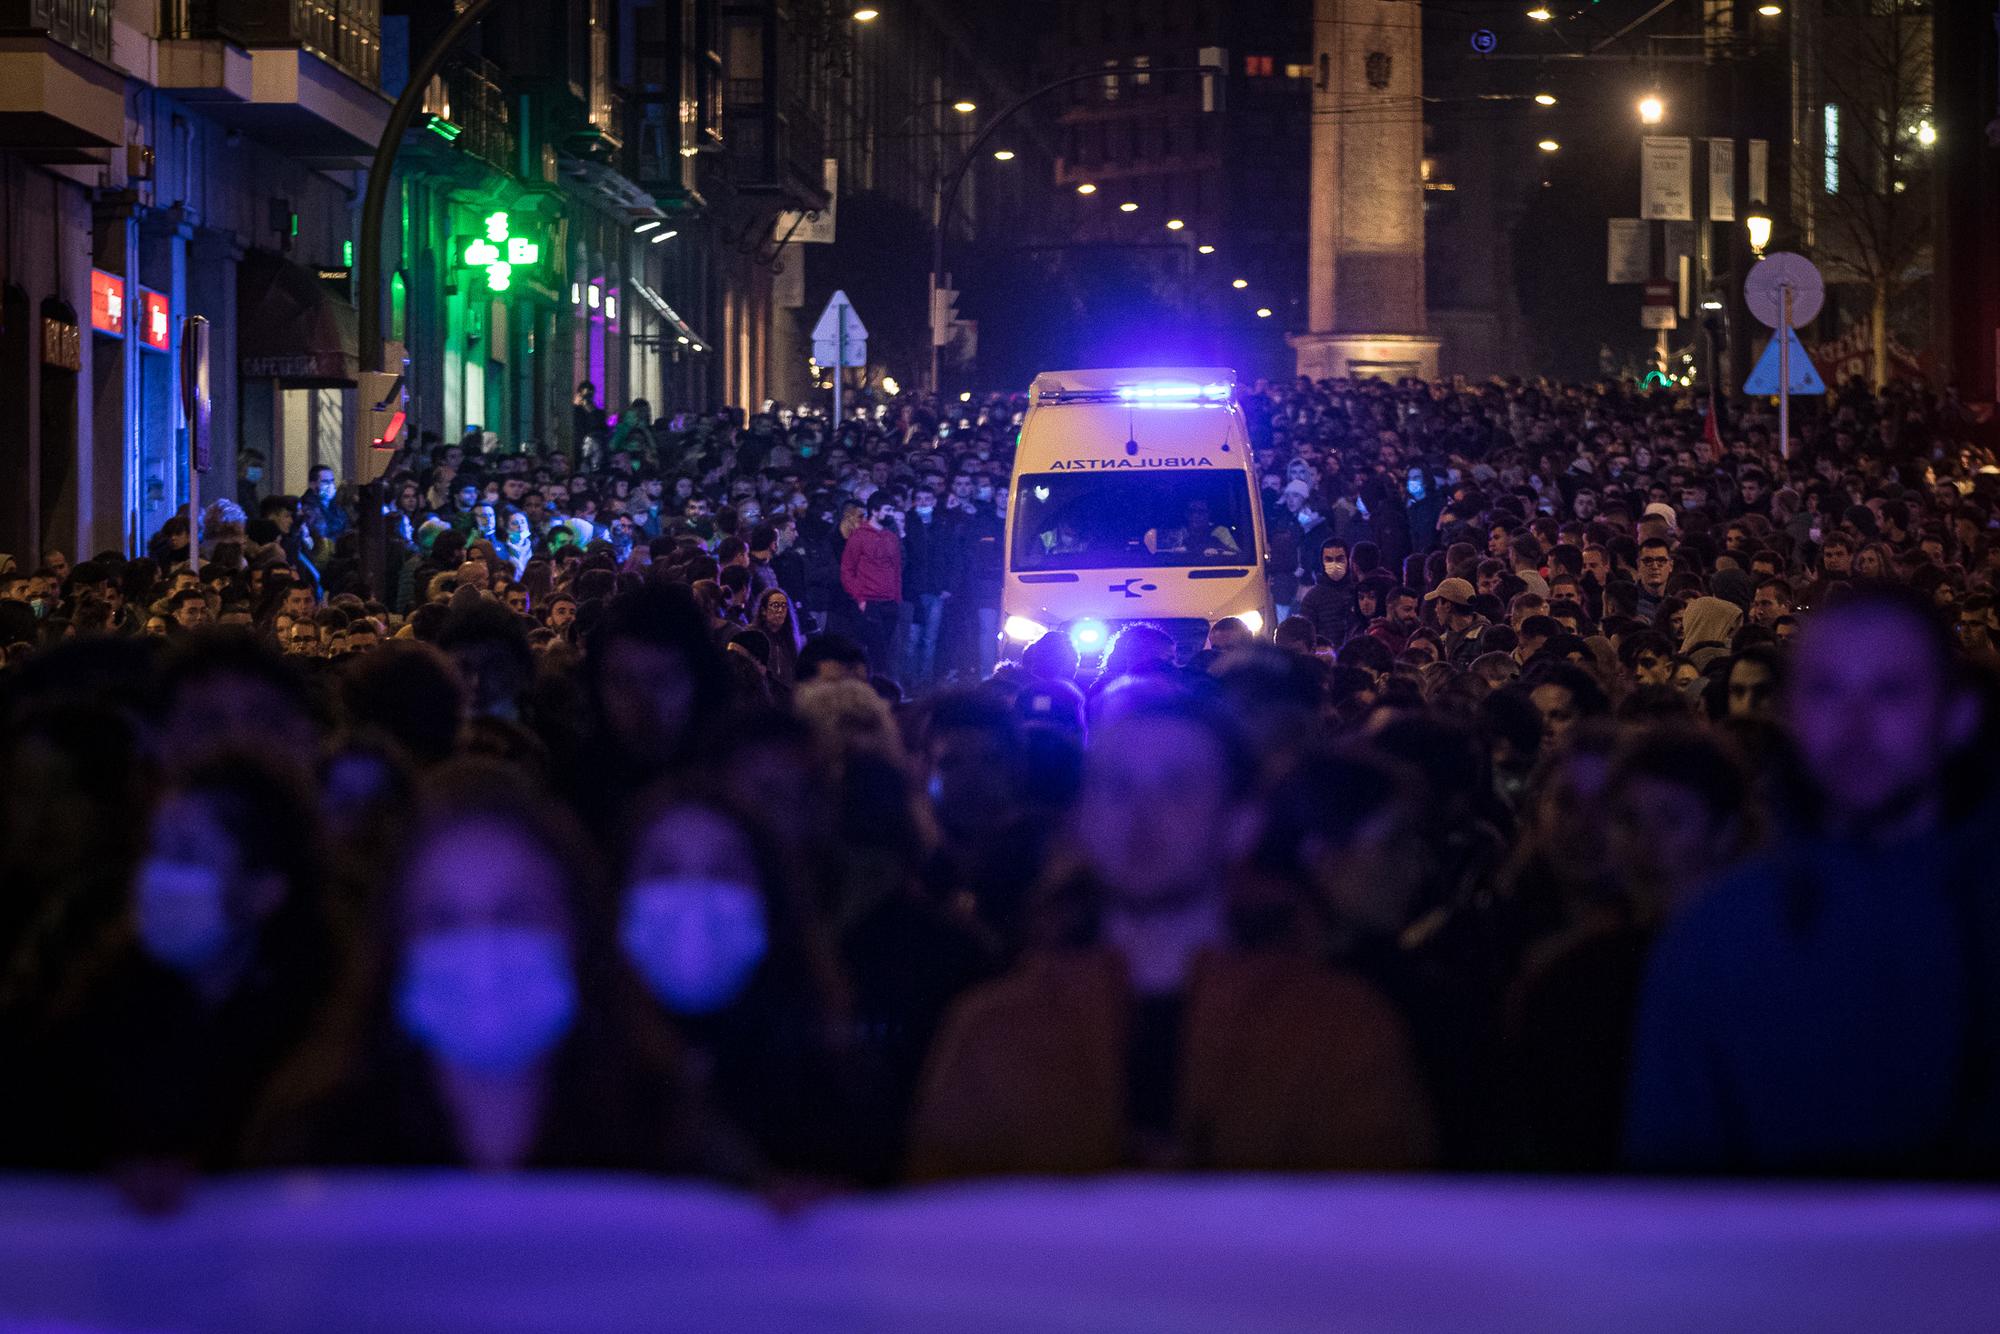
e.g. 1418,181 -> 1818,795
1424,576 -> 1484,659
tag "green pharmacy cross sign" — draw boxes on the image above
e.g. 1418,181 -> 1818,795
458,211 -> 542,292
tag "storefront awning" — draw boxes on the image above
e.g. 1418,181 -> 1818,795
237,250 -> 357,387
632,282 -> 708,353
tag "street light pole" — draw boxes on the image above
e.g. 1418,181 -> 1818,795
927,61 -> 1220,393
357,0 -> 503,375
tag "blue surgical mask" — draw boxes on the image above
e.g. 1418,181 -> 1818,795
398,926 -> 577,1075
620,877 -> 767,1015
914,505 -> 934,519
135,859 -> 233,973
245,467 -> 264,483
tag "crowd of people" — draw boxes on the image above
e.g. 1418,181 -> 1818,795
2,371 -> 1998,1202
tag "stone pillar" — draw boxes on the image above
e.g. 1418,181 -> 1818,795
1291,0 -> 1441,381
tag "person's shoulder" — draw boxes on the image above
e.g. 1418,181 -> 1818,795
1649,848 -> 1798,977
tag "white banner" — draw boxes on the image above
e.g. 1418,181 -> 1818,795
1641,136 -> 1694,221
1606,219 -> 1650,284
1708,137 -> 1736,222
1748,138 -> 1770,207
1,1175 -> 1996,1333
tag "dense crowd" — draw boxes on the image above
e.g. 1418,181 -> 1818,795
2,372 -> 1998,1201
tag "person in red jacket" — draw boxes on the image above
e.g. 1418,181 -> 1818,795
841,498 -> 904,675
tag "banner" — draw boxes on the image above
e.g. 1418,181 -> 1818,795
0,1175 -> 1993,1333
1748,138 -> 1770,206
1606,219 -> 1650,284
1708,138 -> 1736,222
1641,136 -> 1694,221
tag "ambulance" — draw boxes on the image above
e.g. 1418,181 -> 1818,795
1000,367 -> 1274,664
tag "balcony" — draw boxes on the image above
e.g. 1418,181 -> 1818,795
0,0 -> 123,158
419,55 -> 515,174
718,1 -> 829,212
161,0 -> 388,161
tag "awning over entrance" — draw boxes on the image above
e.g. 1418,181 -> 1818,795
632,282 -> 709,353
237,250 -> 357,386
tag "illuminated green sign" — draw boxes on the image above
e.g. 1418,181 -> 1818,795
458,211 -> 542,292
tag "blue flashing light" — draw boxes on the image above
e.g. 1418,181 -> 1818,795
1114,381 -> 1233,404
1069,619 -> 1109,652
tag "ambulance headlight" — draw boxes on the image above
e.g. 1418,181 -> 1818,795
1068,619 -> 1109,652
1231,609 -> 1265,635
1003,614 -> 1048,643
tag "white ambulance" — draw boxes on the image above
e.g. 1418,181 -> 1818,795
1000,367 -> 1274,664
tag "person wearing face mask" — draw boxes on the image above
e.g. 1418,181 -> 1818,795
840,499 -> 904,676
1297,538 -> 1358,647
298,465 -> 352,548
500,510 -> 535,579
35,755 -> 334,1184
617,790 -> 864,1178
247,769 -> 721,1178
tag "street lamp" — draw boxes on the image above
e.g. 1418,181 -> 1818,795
1745,204 -> 1773,256
1537,139 -> 1560,153
1637,94 -> 1664,125
991,149 -> 1015,161
1197,244 -> 1215,254
1231,278 -> 1248,289
1255,308 -> 1273,319
1533,92 -> 1557,106
1756,3 -> 1782,13
1119,201 -> 1138,212
951,100 -> 976,114
852,6 -> 879,20
1526,6 -> 1553,20
1165,218 -> 1185,230
1076,182 -> 1097,194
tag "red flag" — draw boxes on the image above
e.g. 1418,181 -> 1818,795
1703,390 -> 1726,462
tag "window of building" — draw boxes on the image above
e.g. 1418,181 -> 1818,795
1245,55 -> 1275,77
1132,54 -> 1151,87
1103,58 -> 1122,102
1285,63 -> 1311,80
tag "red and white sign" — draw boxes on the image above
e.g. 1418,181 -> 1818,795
140,289 -> 171,352
89,269 -> 125,335
1641,280 -> 1678,330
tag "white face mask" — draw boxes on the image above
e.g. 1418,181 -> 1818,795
398,926 -> 578,1075
135,859 -> 233,973
620,877 -> 768,1015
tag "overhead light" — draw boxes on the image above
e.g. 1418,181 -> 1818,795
852,6 -> 879,20
605,295 -> 617,319
1231,278 -> 1248,289
1256,308 -> 1273,318
1700,298 -> 1724,310
1527,5 -> 1553,19
1165,218 -> 1185,231
952,100 -> 976,114
1756,2 -> 1781,13
634,220 -> 661,233
993,149 -> 1016,161
587,284 -> 600,309
882,375 -> 901,395
1119,201 -> 1138,212
1537,139 -> 1560,153
570,283 -> 581,305
677,335 -> 690,344
1197,244 -> 1215,254
1076,182 -> 1097,194
1917,119 -> 1937,147
650,229 -> 677,243
1638,94 -> 1664,125
959,391 -> 971,402
1533,92 -> 1557,106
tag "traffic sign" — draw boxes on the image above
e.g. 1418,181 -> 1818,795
1641,279 -> 1677,330
1470,29 -> 1498,54
1744,328 -> 1825,396
1744,252 -> 1823,329
811,290 -> 867,368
